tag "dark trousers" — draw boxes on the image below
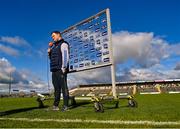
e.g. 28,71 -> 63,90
52,70 -> 69,107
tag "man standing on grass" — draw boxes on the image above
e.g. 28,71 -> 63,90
48,31 -> 69,112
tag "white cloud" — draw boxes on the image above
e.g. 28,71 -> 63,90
117,66 -> 180,81
0,44 -> 20,56
68,67 -> 111,87
174,62 -> 180,70
0,57 -> 16,83
66,31 -> 180,88
1,31 -> 179,90
0,58 -> 47,92
0,36 -> 32,57
0,36 -> 29,46
169,43 -> 180,55
112,31 -> 171,68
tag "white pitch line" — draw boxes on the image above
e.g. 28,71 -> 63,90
0,117 -> 180,126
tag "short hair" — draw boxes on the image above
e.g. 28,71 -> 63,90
51,31 -> 61,36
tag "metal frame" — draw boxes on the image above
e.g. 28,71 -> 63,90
106,8 -> 117,98
61,9 -> 107,34
68,63 -> 112,73
61,8 -> 117,98
61,8 -> 113,72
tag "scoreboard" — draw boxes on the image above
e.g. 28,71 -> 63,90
61,9 -> 113,72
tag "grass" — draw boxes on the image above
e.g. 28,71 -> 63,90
0,93 -> 180,128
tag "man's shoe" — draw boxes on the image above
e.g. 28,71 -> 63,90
52,106 -> 59,111
61,106 -> 69,112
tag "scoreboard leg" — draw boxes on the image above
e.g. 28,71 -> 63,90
106,8 -> 117,99
111,64 -> 117,99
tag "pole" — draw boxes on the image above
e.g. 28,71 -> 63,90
9,72 -> 11,96
47,54 -> 50,94
106,8 -> 117,98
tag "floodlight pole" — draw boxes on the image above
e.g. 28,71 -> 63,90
47,54 -> 50,94
9,71 -> 12,96
106,8 -> 117,99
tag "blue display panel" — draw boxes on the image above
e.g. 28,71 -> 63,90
61,10 -> 112,72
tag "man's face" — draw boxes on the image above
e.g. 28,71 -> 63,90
51,33 -> 61,42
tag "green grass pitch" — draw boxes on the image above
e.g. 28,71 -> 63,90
0,94 -> 180,128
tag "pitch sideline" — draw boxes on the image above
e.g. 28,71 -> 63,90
0,117 -> 180,126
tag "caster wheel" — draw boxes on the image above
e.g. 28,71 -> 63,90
128,99 -> 138,108
94,102 -> 104,113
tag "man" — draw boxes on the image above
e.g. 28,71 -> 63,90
48,31 -> 69,111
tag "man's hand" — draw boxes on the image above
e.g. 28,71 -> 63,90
61,68 -> 66,74
48,42 -> 53,53
47,48 -> 51,53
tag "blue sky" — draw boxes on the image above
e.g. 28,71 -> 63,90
0,0 -> 180,91
1,0 -> 180,42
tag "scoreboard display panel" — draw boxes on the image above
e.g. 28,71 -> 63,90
61,9 -> 113,72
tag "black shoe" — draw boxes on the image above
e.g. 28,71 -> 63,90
61,106 -> 69,112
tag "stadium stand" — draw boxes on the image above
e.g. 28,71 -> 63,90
70,79 -> 180,97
